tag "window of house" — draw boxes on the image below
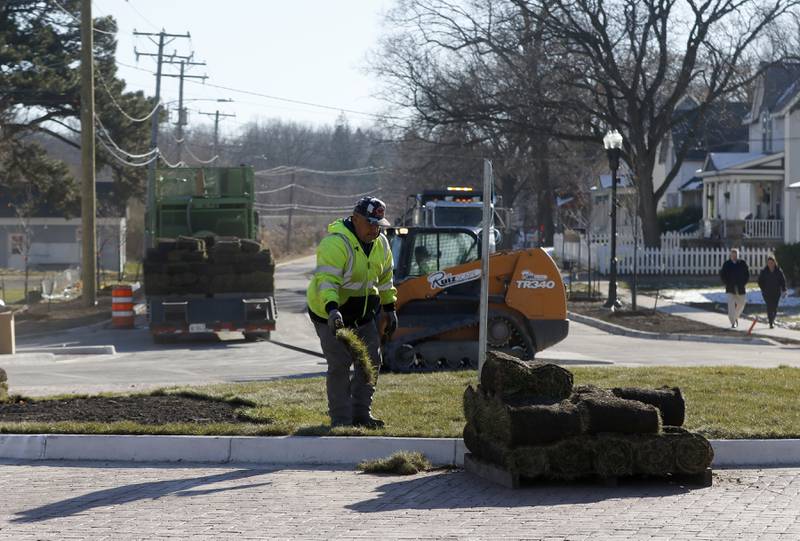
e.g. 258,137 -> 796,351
10,233 -> 25,255
761,111 -> 773,152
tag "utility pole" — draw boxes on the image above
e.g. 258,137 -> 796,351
162,59 -> 207,163
285,173 -> 296,253
133,29 -> 191,250
80,0 -> 96,307
199,109 -> 235,158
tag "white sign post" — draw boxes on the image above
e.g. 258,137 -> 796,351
478,159 -> 493,374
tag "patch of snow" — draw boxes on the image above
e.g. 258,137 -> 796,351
662,288 -> 800,307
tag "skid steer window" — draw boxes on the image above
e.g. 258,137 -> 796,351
408,232 -> 478,276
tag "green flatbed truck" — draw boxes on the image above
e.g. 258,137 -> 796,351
143,166 -> 277,342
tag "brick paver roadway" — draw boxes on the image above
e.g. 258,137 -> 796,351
2,461 -> 800,540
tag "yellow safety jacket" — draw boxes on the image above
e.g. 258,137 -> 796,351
307,219 -> 397,323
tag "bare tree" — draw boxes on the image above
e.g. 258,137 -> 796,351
523,0 -> 796,245
373,0 -> 568,243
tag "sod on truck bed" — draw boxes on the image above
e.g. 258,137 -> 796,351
1,367 -> 799,439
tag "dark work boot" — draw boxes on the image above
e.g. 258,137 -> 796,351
353,416 -> 385,429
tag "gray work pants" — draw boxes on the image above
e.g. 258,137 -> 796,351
313,319 -> 382,425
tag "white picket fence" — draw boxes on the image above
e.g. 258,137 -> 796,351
553,231 -> 775,275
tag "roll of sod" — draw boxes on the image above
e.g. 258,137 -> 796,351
506,446 -> 549,478
569,384 -> 612,402
611,386 -> 685,427
463,424 -> 510,466
546,436 -> 595,481
593,434 -> 634,478
631,433 -> 676,476
480,350 -> 573,402
576,392 -> 662,435
470,389 -> 583,446
665,427 -> 714,474
240,239 -> 261,254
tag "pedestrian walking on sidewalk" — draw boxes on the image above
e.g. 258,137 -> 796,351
306,197 -> 398,428
757,255 -> 787,329
720,248 -> 749,328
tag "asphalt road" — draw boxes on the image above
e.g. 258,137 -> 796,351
4,254 -> 800,397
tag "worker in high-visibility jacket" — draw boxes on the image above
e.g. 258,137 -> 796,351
307,197 -> 397,428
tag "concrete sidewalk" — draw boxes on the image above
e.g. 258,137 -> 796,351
4,462 -> 800,540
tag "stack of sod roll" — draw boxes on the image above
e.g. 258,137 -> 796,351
463,351 -> 713,480
143,236 -> 274,296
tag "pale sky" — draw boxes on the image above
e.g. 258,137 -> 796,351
94,0 -> 401,136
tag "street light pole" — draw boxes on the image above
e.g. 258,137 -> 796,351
603,130 -> 623,309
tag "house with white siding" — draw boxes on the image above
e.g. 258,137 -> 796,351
0,180 -> 126,272
698,63 -> 800,245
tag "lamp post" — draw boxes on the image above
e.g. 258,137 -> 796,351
603,129 -> 623,309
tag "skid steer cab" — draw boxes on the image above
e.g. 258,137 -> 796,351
382,226 -> 569,372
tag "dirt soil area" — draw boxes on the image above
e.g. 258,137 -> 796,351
569,300 -> 735,336
0,395 -> 249,424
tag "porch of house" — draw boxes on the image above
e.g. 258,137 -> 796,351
701,175 -> 784,241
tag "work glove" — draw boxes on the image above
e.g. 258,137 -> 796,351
327,309 -> 344,336
384,310 -> 398,337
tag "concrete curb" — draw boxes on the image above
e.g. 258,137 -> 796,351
0,434 -> 796,468
568,311 -> 773,346
15,345 -> 116,356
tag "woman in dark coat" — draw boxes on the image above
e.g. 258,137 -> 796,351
758,255 -> 787,328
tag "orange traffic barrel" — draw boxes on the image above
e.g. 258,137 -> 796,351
111,284 -> 135,329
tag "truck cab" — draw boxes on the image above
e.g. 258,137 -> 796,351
401,187 -> 504,250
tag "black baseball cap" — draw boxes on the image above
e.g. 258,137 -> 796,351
353,196 -> 390,226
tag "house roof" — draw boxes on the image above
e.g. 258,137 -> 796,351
679,177 -> 703,191
597,174 -> 633,190
766,63 -> 800,112
671,102 -> 749,160
746,63 -> 800,122
703,152 -> 768,171
0,181 -> 125,219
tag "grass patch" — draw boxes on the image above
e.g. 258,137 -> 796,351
2,367 -> 800,439
357,451 -> 431,475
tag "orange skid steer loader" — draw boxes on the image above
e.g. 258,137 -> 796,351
382,226 -> 569,372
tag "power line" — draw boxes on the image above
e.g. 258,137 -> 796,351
183,79 -> 405,121
124,0 -> 160,31
255,166 -> 384,177
182,142 -> 218,165
158,153 -> 184,168
255,183 -> 380,198
94,114 -> 158,158
96,137 -> 158,167
95,69 -> 160,122
254,185 -> 293,195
